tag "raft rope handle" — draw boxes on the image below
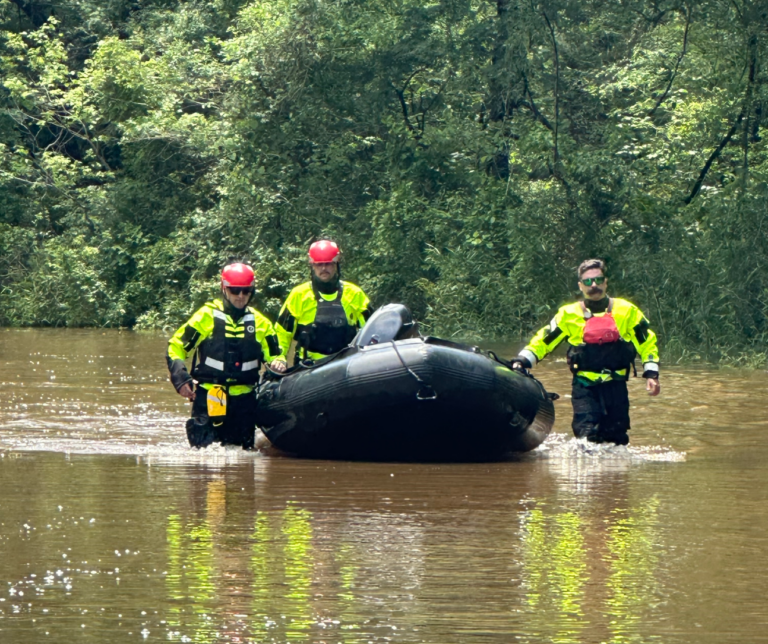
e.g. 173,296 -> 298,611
262,359 -> 314,379
390,341 -> 437,401
259,341 -> 438,402
486,350 -> 559,401
487,350 -> 534,377
260,345 -> 354,381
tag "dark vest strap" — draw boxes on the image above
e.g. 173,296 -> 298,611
212,309 -> 227,338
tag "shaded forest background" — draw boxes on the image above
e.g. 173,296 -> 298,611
1,0 -> 767,363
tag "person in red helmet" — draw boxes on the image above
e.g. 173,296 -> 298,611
275,240 -> 371,364
166,262 -> 286,448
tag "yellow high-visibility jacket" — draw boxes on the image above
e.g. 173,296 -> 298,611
275,280 -> 370,362
519,298 -> 659,384
167,299 -> 282,396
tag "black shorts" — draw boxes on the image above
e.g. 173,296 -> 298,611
571,379 -> 630,445
186,385 -> 258,449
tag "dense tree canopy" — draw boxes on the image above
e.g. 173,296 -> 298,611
1,0 -> 767,362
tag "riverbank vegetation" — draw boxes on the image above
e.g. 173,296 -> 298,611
1,0 -> 767,363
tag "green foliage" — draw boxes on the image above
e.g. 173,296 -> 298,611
1,0 -> 768,364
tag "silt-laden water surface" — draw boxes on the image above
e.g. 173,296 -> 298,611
0,328 -> 766,643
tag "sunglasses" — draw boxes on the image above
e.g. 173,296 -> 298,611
227,287 -> 253,295
580,276 -> 606,286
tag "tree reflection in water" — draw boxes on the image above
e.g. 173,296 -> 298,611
520,454 -> 661,644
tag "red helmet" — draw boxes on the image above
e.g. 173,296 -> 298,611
221,263 -> 255,288
308,240 -> 340,263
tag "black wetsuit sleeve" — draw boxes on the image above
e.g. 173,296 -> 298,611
166,357 -> 193,392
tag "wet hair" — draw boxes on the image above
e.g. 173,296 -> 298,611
577,258 -> 606,277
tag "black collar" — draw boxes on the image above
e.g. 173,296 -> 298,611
584,296 -> 610,314
311,273 -> 341,295
221,297 -> 248,320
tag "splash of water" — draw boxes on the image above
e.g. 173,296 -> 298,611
533,432 -> 686,463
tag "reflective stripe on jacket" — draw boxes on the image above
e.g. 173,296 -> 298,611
275,281 -> 370,361
167,299 -> 281,396
520,298 -> 659,383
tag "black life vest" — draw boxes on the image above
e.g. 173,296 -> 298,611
192,304 -> 265,385
296,284 -> 357,358
567,299 -> 637,376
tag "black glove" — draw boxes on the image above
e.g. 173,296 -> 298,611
512,356 -> 532,370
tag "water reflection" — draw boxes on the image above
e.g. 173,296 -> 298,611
157,470 -> 431,643
521,508 -> 587,643
519,444 -> 666,644
102,458 -> 668,643
282,503 -> 314,639
605,498 -> 660,644
5,329 -> 768,643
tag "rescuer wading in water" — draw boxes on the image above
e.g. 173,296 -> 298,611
273,240 -> 371,366
512,259 -> 660,445
166,263 -> 286,448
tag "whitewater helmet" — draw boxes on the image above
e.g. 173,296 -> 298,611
221,263 -> 255,289
308,240 -> 340,264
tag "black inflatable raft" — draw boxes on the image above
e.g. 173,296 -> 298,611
255,305 -> 555,461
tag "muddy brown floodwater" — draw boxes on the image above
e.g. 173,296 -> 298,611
1,328 -> 767,643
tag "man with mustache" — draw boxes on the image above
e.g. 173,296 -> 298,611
512,259 -> 660,445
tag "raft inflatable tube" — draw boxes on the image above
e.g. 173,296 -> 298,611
255,304 -> 555,461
